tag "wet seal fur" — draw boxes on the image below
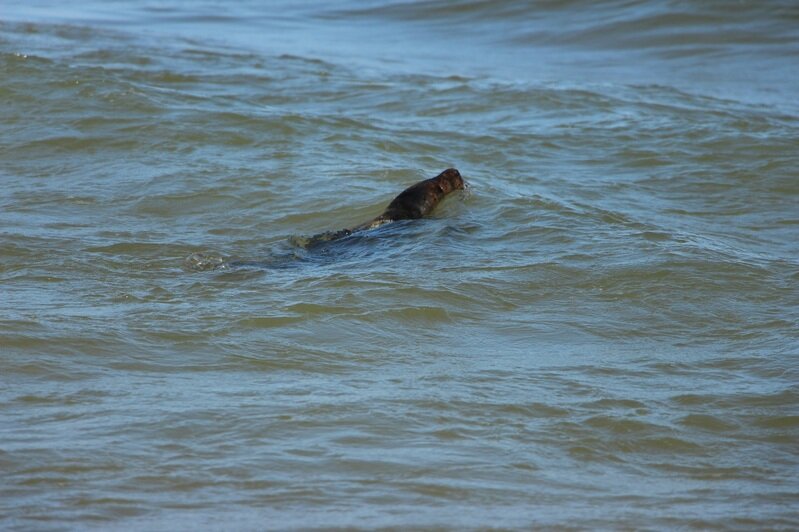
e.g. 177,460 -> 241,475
380,167 -> 465,221
302,168 -> 466,246
184,168 -> 466,270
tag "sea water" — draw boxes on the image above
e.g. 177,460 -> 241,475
1,1 -> 798,529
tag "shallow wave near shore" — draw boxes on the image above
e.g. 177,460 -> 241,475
2,1 -> 798,529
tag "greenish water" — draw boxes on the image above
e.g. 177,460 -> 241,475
1,1 -> 798,529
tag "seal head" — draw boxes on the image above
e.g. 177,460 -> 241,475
301,168 -> 466,247
380,168 -> 465,221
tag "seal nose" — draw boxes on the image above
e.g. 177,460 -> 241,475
453,169 -> 466,190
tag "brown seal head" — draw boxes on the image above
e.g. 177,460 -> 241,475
379,168 -> 465,221
302,168 -> 466,247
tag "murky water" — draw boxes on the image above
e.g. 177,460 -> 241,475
2,1 -> 798,529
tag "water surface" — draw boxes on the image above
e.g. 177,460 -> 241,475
1,1 -> 798,529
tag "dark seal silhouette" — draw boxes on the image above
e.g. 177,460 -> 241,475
184,168 -> 466,270
381,167 -> 465,221
303,168 -> 466,246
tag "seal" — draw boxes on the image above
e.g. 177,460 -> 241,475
304,168 -> 465,246
184,168 -> 466,270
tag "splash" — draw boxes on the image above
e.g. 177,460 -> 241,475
183,252 -> 229,272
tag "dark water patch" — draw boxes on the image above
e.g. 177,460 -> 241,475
678,414 -> 739,433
